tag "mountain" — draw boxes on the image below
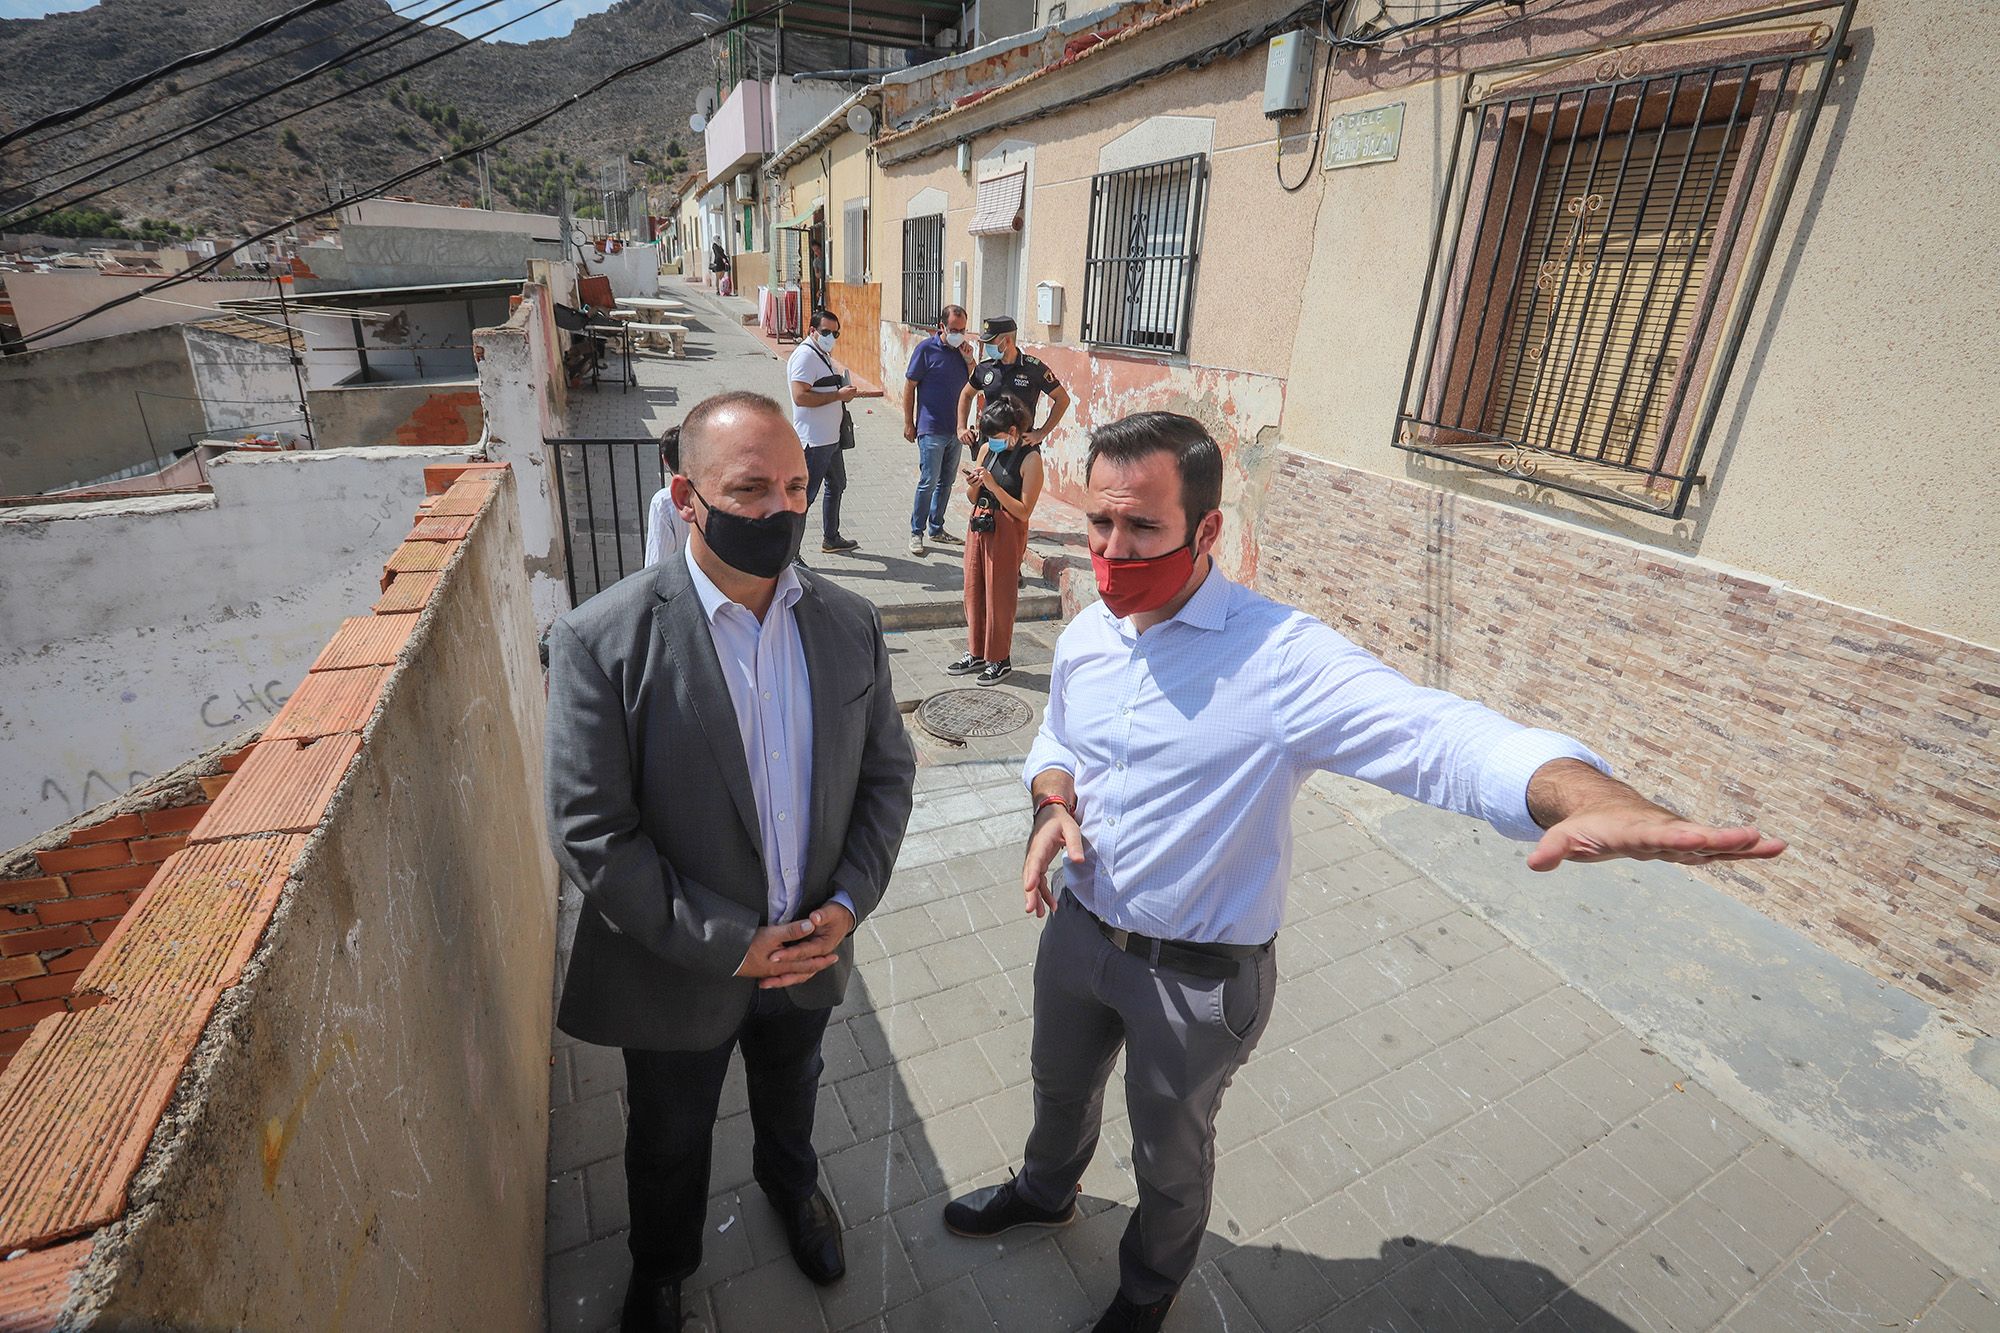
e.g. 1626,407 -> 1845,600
0,0 -> 711,238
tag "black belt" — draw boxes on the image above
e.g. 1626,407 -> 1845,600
1064,891 -> 1269,980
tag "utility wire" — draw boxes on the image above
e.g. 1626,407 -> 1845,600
7,0 -> 502,195
29,0 -> 438,149
0,0 -> 353,150
3,0 -> 556,229
4,0 -> 787,351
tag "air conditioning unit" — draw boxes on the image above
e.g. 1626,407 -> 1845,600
734,172 -> 757,200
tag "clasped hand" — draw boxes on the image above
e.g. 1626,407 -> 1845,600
734,902 -> 855,989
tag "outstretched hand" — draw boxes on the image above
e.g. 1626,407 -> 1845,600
1526,804 -> 1786,872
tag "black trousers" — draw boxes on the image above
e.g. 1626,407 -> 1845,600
622,990 -> 832,1282
805,444 -> 846,541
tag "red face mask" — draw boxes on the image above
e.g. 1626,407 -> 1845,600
1091,541 -> 1196,618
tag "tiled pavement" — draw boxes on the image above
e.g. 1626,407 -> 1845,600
543,282 -> 1997,1333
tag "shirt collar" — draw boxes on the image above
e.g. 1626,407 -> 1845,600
681,540 -> 803,624
1171,559 -> 1230,632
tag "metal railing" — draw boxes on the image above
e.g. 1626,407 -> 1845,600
1394,0 -> 1855,517
549,437 -> 664,606
1081,153 -> 1208,356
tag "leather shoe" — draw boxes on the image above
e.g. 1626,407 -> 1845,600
1091,1291 -> 1175,1332
772,1186 -> 845,1285
619,1274 -> 681,1332
942,1176 -> 1076,1237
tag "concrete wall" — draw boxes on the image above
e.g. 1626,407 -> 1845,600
580,240 -> 662,301
4,271 -> 280,349
476,282 -> 572,629
0,326 -> 204,494
181,325 -> 308,438
0,445 -> 478,848
317,224 -> 562,291
68,474 -> 556,1329
339,198 -> 562,236
308,380 -> 483,448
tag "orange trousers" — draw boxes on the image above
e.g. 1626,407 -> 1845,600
963,510 -> 1029,663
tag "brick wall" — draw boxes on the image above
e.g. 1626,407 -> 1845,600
1255,451 -> 2000,1032
0,748 -> 248,1070
393,388 -> 484,446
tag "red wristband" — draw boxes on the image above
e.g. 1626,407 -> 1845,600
1034,793 -> 1077,819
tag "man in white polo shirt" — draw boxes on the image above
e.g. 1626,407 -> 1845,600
788,308 -> 861,555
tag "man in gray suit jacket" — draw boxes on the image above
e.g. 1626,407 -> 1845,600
545,390 -> 916,1332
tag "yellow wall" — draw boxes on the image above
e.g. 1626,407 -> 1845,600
875,0 -> 1999,644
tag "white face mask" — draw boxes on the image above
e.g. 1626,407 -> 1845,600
943,330 -> 965,347
813,330 -> 837,352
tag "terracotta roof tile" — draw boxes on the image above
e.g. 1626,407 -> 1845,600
423,461 -> 509,495
191,735 -> 361,840
373,572 -> 442,614
309,615 -> 418,672
426,480 -> 496,517
0,993 -> 211,1250
0,1236 -> 90,1328
76,835 -> 307,1003
262,666 -> 388,741
408,514 -> 474,541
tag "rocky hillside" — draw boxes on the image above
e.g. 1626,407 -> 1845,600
0,0 -> 712,238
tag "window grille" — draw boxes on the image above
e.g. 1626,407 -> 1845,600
1395,8 -> 1851,516
902,213 -> 945,327
1080,153 -> 1207,355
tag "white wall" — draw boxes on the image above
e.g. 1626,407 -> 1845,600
7,271 -> 285,350
181,326 -> 306,437
475,282 -> 572,630
339,199 -> 562,237
0,445 -> 478,847
580,241 -> 662,300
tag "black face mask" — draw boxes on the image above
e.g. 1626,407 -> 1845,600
688,484 -> 806,579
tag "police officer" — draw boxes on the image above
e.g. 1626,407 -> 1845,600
957,315 -> 1071,454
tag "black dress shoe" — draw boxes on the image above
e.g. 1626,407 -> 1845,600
771,1186 -> 845,1285
1091,1291 -> 1175,1332
620,1274 -> 681,1332
941,1176 -> 1076,1237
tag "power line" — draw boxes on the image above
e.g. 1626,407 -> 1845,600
3,0 -> 783,351
0,0 -> 354,151
3,0 -> 556,230
7,0 -> 481,195
27,0 -> 438,150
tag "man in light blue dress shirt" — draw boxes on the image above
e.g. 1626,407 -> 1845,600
941,413 -> 1786,1333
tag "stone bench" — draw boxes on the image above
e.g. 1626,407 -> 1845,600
629,322 -> 689,357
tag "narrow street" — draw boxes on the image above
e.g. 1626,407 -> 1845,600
534,281 -> 1986,1333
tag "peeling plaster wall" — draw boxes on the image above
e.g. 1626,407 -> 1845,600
70,477 -> 556,1330
475,282 -> 572,630
0,446 -> 477,848
308,380 -> 483,448
182,326 -> 307,438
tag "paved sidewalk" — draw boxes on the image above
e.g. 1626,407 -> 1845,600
542,280 -> 1995,1333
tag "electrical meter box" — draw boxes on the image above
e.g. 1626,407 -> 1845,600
1036,281 -> 1064,325
1264,30 -> 1313,118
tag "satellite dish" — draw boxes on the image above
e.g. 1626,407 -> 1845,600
846,103 -> 875,135
697,89 -> 720,117
690,112 -> 708,133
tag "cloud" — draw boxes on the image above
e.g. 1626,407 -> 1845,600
1,0 -> 101,18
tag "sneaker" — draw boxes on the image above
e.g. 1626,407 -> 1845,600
1090,1292 -> 1175,1333
942,1177 -> 1075,1238
976,659 -> 1012,686
945,654 -> 986,677
822,535 -> 860,553
929,529 -> 962,546
908,533 -> 926,556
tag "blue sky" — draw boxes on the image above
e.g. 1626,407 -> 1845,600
0,0 -> 622,42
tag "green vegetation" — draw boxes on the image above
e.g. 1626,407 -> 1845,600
281,128 -> 304,154
36,208 -> 192,241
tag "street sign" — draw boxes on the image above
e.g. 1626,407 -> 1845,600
1324,102 -> 1406,171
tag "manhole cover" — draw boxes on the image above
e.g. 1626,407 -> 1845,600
916,688 -> 1032,743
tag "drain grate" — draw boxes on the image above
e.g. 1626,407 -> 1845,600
916,688 -> 1032,744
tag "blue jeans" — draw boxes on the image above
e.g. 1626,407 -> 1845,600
806,444 -> 844,541
911,432 -> 963,536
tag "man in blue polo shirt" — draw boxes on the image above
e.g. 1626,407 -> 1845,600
901,304 -> 974,557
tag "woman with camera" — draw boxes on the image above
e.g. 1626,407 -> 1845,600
948,398 -> 1044,686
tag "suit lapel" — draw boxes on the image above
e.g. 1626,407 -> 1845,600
792,577 -> 844,875
654,561 -> 763,855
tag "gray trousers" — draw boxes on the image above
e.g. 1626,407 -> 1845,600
1015,892 -> 1277,1302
